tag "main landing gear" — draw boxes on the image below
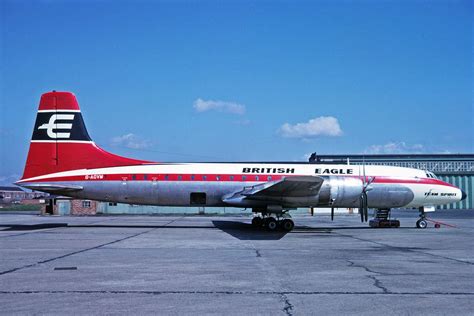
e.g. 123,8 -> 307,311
251,211 -> 294,232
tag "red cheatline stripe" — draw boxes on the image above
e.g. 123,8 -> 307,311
22,173 -> 457,188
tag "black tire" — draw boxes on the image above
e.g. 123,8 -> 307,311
416,219 -> 428,229
252,217 -> 263,227
281,219 -> 294,231
266,217 -> 278,231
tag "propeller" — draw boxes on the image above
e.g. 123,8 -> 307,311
359,190 -> 368,222
359,158 -> 374,223
331,207 -> 334,221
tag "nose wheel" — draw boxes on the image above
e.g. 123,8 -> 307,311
416,218 -> 428,229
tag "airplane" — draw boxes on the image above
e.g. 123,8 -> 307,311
16,91 -> 467,231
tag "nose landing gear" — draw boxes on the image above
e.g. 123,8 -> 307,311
416,207 -> 429,229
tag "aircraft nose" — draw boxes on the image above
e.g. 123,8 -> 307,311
461,190 -> 467,201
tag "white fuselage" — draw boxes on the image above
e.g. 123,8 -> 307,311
19,162 -> 463,210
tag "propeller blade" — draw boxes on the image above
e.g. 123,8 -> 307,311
331,207 -> 334,221
362,156 -> 366,186
363,191 -> 369,222
359,195 -> 364,223
364,203 -> 369,222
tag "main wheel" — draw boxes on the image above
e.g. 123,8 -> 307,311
416,219 -> 428,229
281,219 -> 294,231
266,217 -> 278,231
252,217 -> 263,227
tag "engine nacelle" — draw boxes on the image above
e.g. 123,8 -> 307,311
318,176 -> 363,207
318,176 -> 415,208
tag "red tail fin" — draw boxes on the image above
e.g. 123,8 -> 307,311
20,91 -> 150,180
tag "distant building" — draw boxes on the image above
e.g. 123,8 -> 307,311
41,198 -> 98,215
0,186 -> 46,204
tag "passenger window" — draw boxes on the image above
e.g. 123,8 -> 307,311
132,175 -> 136,180
165,175 -> 169,180
230,175 -> 234,181
268,176 -> 272,181
144,175 -> 148,180
255,176 -> 259,181
178,175 -> 182,180
216,176 -> 220,181
242,176 -> 247,181
191,175 -> 195,180
203,175 -> 207,181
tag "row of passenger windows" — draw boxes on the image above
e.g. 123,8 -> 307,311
126,175 -> 273,181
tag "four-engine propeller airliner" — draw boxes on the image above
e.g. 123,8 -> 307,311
16,92 -> 466,230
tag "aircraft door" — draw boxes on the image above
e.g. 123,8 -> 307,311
190,192 -> 206,205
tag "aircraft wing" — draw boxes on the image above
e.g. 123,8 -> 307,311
223,176 -> 324,204
244,176 -> 324,198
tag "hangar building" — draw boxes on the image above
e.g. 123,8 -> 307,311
316,154 -> 473,210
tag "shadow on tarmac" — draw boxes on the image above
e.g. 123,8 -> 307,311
0,220 -> 415,241
0,223 -> 68,231
211,220 -> 289,240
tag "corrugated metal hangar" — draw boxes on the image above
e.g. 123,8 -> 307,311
317,154 -> 474,210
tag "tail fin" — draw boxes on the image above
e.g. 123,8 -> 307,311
20,91 -> 150,180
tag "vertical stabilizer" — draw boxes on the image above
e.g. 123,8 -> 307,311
20,91 -> 150,180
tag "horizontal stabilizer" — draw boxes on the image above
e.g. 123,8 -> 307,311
17,183 -> 83,192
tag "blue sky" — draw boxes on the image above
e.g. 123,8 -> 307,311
0,0 -> 472,184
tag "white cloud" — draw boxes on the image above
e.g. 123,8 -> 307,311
279,116 -> 343,138
193,98 -> 246,115
111,133 -> 152,149
364,142 -> 425,154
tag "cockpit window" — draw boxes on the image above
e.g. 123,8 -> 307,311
425,171 -> 438,179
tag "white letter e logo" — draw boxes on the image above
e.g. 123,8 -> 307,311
38,114 -> 75,139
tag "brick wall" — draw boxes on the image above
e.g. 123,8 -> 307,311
71,200 -> 97,215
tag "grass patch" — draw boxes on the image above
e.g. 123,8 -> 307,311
0,204 -> 42,211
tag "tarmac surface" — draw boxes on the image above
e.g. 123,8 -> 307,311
0,210 -> 473,315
